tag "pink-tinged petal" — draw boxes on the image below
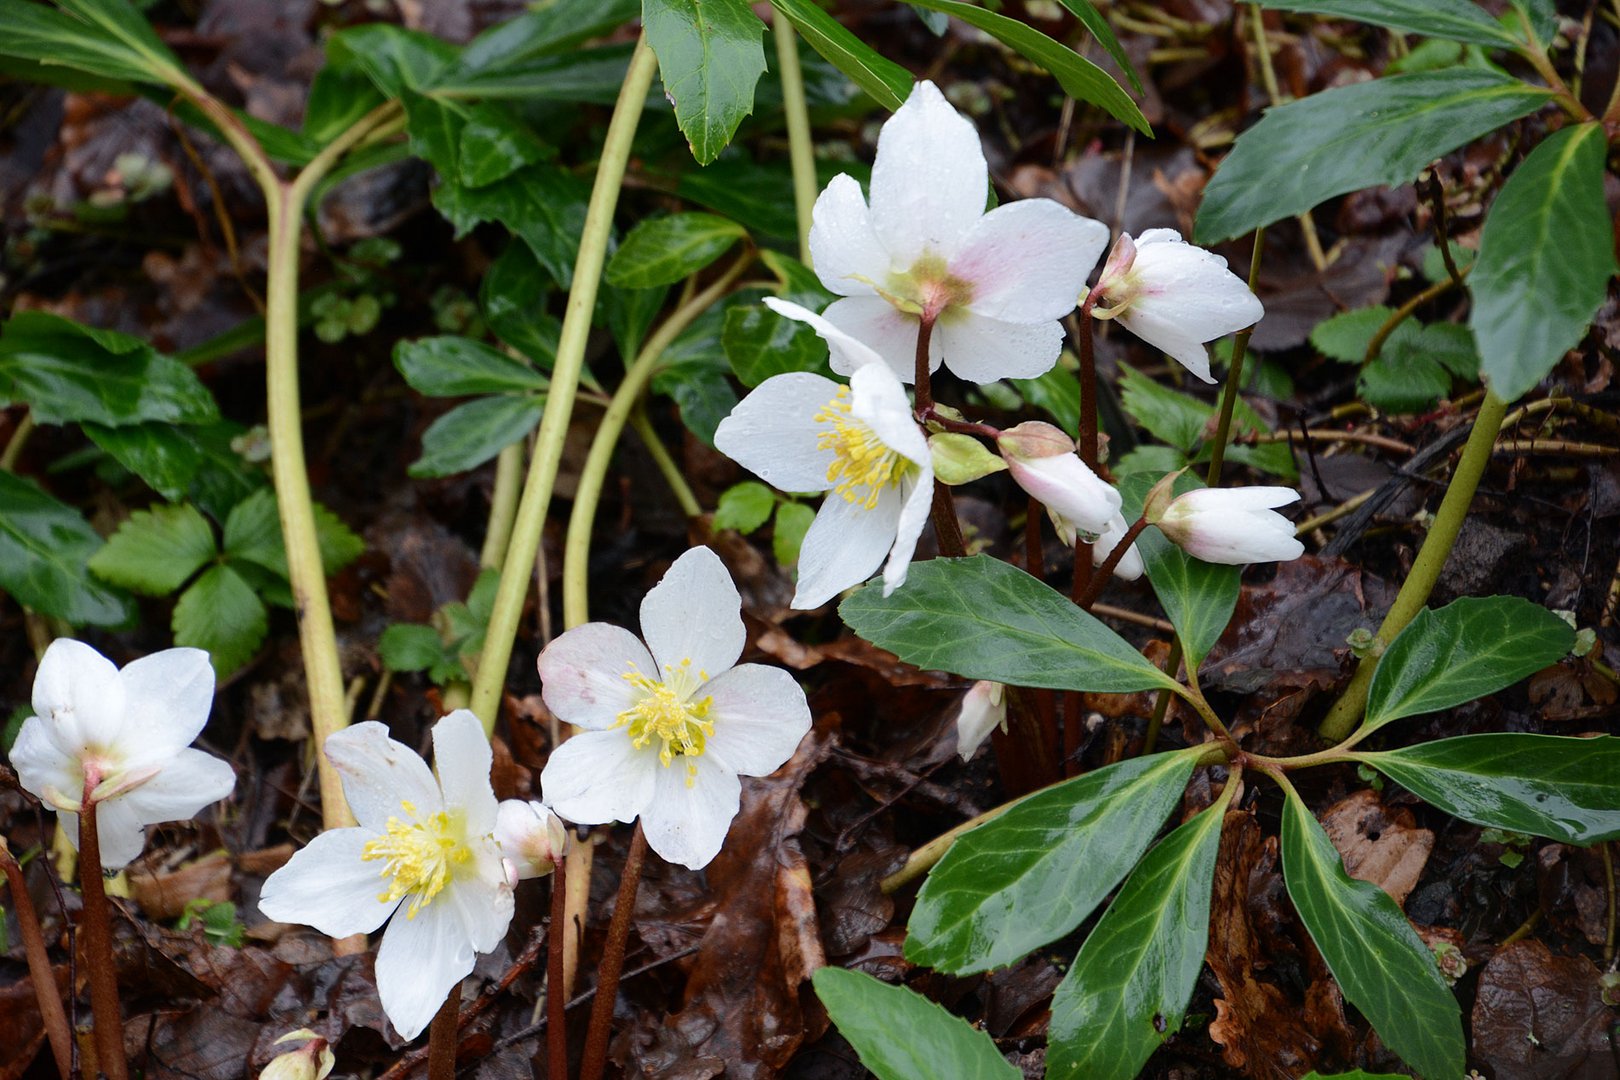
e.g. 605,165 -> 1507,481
83,797 -> 147,870
431,710 -> 497,836
1159,487 -> 1304,564
808,174 -> 886,297
933,311 -> 1065,383
765,297 -> 889,375
868,81 -> 987,266
116,748 -> 234,825
1114,231 -> 1262,384
952,200 -> 1107,322
791,489 -> 900,610
702,665 -> 811,777
8,717 -> 82,812
375,900 -> 472,1041
323,722 -> 441,834
848,361 -> 928,466
495,800 -> 566,880
715,369 -> 842,493
32,639 -> 125,751
117,647 -> 214,750
639,547 -> 744,681
258,827 -> 398,937
539,730 -> 656,827
537,624 -> 655,731
884,472 -> 935,597
820,296 -> 936,382
638,755 -> 741,871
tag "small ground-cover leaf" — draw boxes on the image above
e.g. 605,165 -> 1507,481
89,503 -> 216,595
0,472 -> 135,626
173,563 -> 268,677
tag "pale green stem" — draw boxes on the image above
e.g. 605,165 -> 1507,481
630,404 -> 702,517
562,255 -> 751,628
1318,391 -> 1511,741
0,412 -> 33,471
470,35 -> 659,731
480,441 -> 525,569
772,9 -> 818,264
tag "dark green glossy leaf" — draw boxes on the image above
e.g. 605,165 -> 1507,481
88,503 -> 216,596
449,0 -> 641,78
1139,530 -> 1237,672
605,213 -> 747,289
1195,70 -> 1551,244
840,555 -> 1181,694
0,472 -> 135,626
0,312 -> 218,427
304,62 -> 387,142
457,103 -> 552,188
644,0 -> 767,165
1471,123 -> 1616,403
83,420 -> 263,521
602,282 -> 671,364
1360,734 -> 1620,845
1256,0 -> 1518,48
672,154 -> 851,243
328,23 -> 455,96
811,968 -> 1018,1079
408,395 -> 545,478
766,0 -> 910,110
907,750 -> 1198,973
394,336 -> 546,397
904,0 -> 1149,135
722,304 -> 829,387
650,303 -> 738,446
1281,788 -> 1464,1080
173,563 -> 268,678
1009,365 -> 1081,438
1364,596 -> 1574,733
435,45 -> 638,105
433,164 -> 589,287
1055,0 -> 1141,93
1117,364 -> 1294,478
0,0 -> 173,84
1047,798 -> 1226,1079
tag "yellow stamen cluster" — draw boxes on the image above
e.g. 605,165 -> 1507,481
814,387 -> 908,510
616,659 -> 715,786
361,801 -> 470,918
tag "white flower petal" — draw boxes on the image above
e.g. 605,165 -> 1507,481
868,81 -> 987,267
820,296 -> 934,383
1180,486 -> 1299,512
375,900 -> 473,1042
955,681 -> 1006,761
639,547 -> 745,682
1114,231 -> 1263,385
1092,514 -> 1144,582
324,722 -> 442,834
84,798 -> 148,870
765,297 -> 892,376
702,665 -> 811,777
537,624 -> 656,731
933,311 -> 1066,383
884,473 -> 935,597
791,490 -> 900,610
540,730 -> 657,827
116,748 -> 235,825
807,174 -> 886,298
639,755 -> 742,871
32,639 -> 125,750
1115,311 -> 1216,383
951,201 -> 1106,322
445,841 -> 513,955
431,710 -> 497,836
714,369 -> 841,493
8,717 -> 82,811
117,648 -> 214,750
494,800 -> 565,880
258,828 -> 399,937
848,361 -> 927,466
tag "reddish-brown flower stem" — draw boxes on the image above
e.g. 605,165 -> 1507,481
579,824 -> 648,1080
912,313 -> 937,417
922,409 -> 1001,441
1076,517 -> 1151,610
547,858 -> 569,1079
426,986 -> 459,1080
0,842 -> 71,1080
1075,294 -> 1100,470
76,782 -> 129,1080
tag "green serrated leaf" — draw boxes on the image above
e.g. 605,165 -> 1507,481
1281,787 -> 1464,1080
1471,123 -> 1616,404
0,472 -> 136,627
722,303 -> 830,386
1363,596 -> 1574,733
766,0 -> 910,110
907,749 -> 1199,973
1118,364 -> 1294,478
222,488 -> 364,581
772,500 -> 815,567
394,336 -> 546,397
606,213 -> 747,289
840,555 -> 1181,694
644,0 -> 767,165
378,622 -> 452,673
1310,306 -> 1399,363
1416,322 -> 1479,379
1009,365 -> 1082,437
1257,0 -> 1519,48
811,968 -> 1018,1080
433,164 -> 588,288
409,394 -> 546,478
712,481 -> 776,534
1361,734 -> 1620,845
1047,797 -> 1226,1080
1195,70 -> 1552,244
172,564 -> 268,678
1357,348 -> 1452,414
88,503 -> 216,596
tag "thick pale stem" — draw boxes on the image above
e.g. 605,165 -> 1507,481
471,35 -> 659,731
771,10 -> 817,264
75,792 -> 128,1080
480,441 -> 525,570
1319,391 -> 1511,741
579,825 -> 648,1080
426,987 -> 459,1080
0,843 -> 71,1080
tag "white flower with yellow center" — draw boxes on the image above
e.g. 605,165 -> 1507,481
257,710 -> 512,1041
808,81 -> 1108,384
714,299 -> 934,610
537,547 -> 812,870
10,639 -> 235,870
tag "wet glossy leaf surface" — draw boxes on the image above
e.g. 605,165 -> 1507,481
813,967 -> 1018,1079
1256,0 -> 1518,48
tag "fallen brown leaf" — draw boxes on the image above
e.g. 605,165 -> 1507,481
1319,789 -> 1434,908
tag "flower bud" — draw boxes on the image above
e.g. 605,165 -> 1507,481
1140,469 -> 1186,526
955,681 -> 1006,761
1155,487 -> 1304,565
260,1031 -> 333,1080
1092,513 -> 1144,581
997,422 -> 1120,538
494,799 -> 568,883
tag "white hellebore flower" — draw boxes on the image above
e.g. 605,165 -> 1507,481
1090,229 -> 1264,383
258,710 -> 512,1042
1150,486 -> 1305,565
997,421 -> 1121,541
537,547 -> 811,871
808,81 -> 1107,384
715,300 -> 933,610
494,799 -> 567,883
11,639 -> 234,870
1091,513 -> 1145,581
955,681 -> 1007,761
